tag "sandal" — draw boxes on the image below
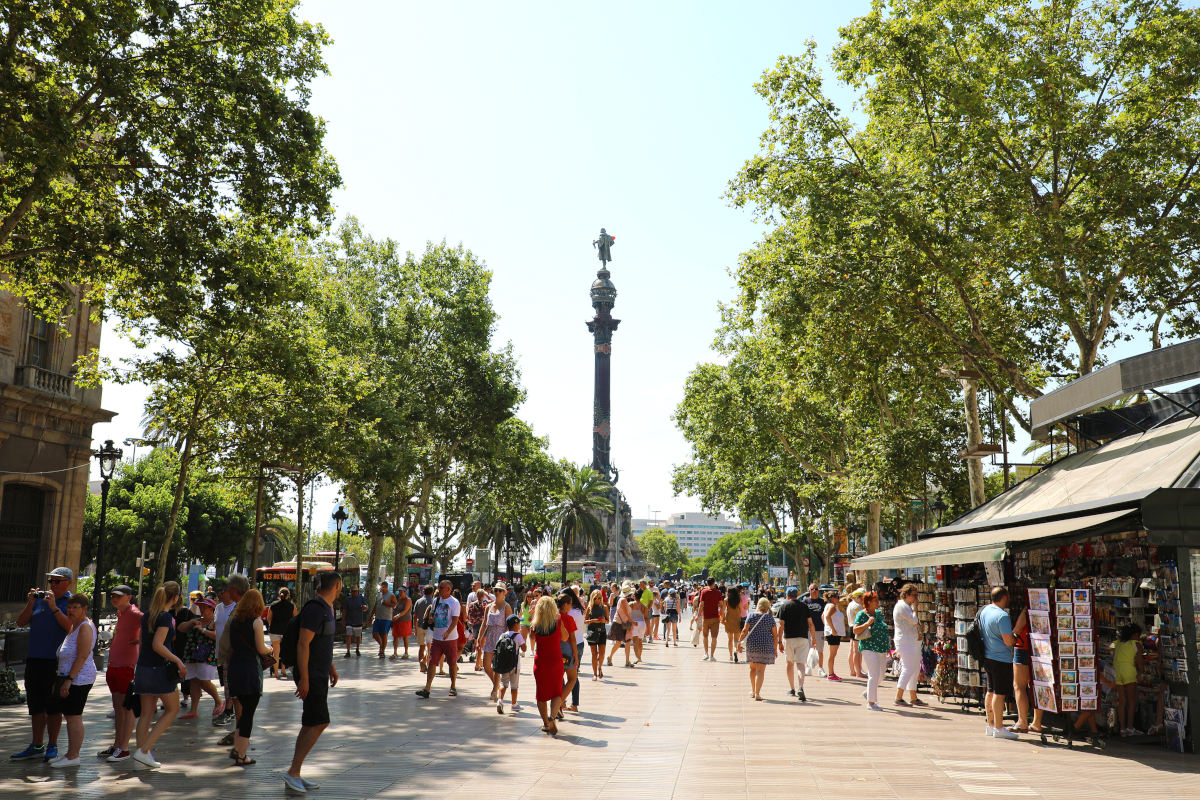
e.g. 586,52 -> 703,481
233,754 -> 257,766
1007,725 -> 1030,733
911,698 -> 928,707
448,688 -> 457,696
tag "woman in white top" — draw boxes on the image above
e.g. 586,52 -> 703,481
821,590 -> 847,681
48,594 -> 97,767
845,588 -> 865,678
892,583 -> 926,706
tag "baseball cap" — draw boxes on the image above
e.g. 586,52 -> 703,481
505,614 -> 520,626
197,597 -> 216,609
47,567 -> 74,580
786,587 -> 800,598
851,588 -> 866,598
110,585 -> 134,597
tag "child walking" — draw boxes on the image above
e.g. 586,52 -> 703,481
494,614 -> 524,714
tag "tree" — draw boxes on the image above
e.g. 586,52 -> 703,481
731,0 -> 1200,430
81,448 -> 254,580
550,464 -> 614,587
701,529 -> 783,584
634,528 -> 691,575
0,0 -> 339,325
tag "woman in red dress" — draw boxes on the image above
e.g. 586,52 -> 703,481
531,596 -> 569,735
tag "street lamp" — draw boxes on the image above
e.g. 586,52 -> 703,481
332,504 -> 348,568
91,439 -> 123,629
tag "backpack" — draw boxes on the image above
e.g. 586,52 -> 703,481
491,631 -> 519,674
279,599 -> 323,669
963,611 -> 987,664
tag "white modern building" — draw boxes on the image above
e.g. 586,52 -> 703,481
631,512 -> 747,559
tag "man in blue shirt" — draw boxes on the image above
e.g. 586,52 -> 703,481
11,566 -> 73,762
978,586 -> 1018,740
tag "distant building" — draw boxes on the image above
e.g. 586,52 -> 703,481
631,512 -> 747,559
0,288 -> 114,618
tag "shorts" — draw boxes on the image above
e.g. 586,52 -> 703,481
23,658 -> 58,716
133,663 -> 178,696
392,619 -> 412,638
825,634 -> 842,646
666,610 -> 679,624
415,627 -> 427,646
429,637 -> 460,667
983,657 -> 1015,698
105,665 -> 136,695
561,640 -> 581,669
301,679 -> 330,727
345,626 -> 362,639
372,619 -> 392,637
269,634 -> 284,644
46,679 -> 92,717
1013,648 -> 1031,667
811,631 -> 826,652
702,617 -> 720,635
783,637 -> 811,665
500,667 -> 520,690
1115,664 -> 1138,685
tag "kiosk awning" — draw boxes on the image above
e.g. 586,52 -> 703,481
849,509 -> 1137,571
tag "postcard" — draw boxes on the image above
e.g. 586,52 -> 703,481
1063,698 -> 1079,711
1034,662 -> 1056,683
1030,612 -> 1051,635
1058,629 -> 1076,643
1028,589 -> 1050,612
1059,643 -> 1075,656
1056,589 -> 1073,604
1073,589 -> 1091,603
1079,669 -> 1097,683
1057,616 -> 1074,630
1074,603 -> 1091,616
1034,681 -> 1057,711
1060,657 -> 1076,671
1078,656 -> 1095,670
1081,697 -> 1097,710
1077,643 -> 1095,656
1062,683 -> 1079,697
1056,602 -> 1074,616
1075,616 -> 1093,630
1061,669 -> 1078,683
1033,638 -> 1055,659
1080,683 -> 1098,698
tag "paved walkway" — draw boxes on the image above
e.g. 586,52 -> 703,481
1,634 -> 1197,799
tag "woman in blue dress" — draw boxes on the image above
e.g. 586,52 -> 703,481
738,598 -> 781,701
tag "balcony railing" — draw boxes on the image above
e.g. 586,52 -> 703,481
13,365 -> 77,400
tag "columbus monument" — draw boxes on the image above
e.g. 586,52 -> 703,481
568,228 -> 646,578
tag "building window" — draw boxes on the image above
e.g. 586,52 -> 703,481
0,484 -> 46,602
26,318 -> 52,368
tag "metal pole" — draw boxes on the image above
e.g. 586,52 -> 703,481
91,475 -> 110,630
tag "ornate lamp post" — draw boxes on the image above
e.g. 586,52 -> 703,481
748,544 -> 767,587
91,439 -> 123,627
932,494 -> 948,527
332,504 -> 348,568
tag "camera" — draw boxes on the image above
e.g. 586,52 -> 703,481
33,590 -> 48,600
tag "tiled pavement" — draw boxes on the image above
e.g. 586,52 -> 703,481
1,630 -> 1197,799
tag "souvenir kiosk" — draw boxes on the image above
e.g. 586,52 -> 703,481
853,341 -> 1200,752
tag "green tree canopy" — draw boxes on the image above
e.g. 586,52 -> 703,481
634,528 -> 691,575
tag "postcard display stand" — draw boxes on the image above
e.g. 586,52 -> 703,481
937,576 -> 988,711
1026,587 -> 1097,717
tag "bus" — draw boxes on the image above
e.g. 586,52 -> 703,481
256,553 -> 360,632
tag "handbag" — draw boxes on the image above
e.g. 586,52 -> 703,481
235,619 -> 277,672
855,611 -> 875,641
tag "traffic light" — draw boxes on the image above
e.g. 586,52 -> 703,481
142,567 -> 150,577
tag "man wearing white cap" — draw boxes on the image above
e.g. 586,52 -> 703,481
10,567 -> 73,762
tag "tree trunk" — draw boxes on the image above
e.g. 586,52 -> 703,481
155,433 -> 195,586
294,474 -> 305,600
864,501 -> 882,587
249,464 -> 265,587
961,377 -> 987,508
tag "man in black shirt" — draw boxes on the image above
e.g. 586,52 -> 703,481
285,571 -> 340,795
801,583 -> 828,677
776,587 -> 817,702
267,589 -> 295,680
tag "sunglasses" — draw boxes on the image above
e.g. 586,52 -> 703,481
48,578 -> 67,584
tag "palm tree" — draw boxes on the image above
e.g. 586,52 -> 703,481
550,464 -> 614,585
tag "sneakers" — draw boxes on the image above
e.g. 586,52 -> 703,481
797,689 -> 807,703
96,745 -> 116,759
511,702 -> 523,713
827,674 -> 842,682
301,777 -> 321,790
283,773 -> 308,794
867,703 -> 883,711
132,749 -> 161,768
107,749 -> 132,763
994,727 -> 1020,740
787,689 -> 796,696
11,744 -> 45,760
43,744 -> 58,761
49,756 -> 80,768
496,699 -> 504,714
985,726 -> 996,737
344,652 -> 351,658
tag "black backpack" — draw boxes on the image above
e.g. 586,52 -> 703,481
491,631 -> 519,674
963,611 -> 987,663
279,599 -> 323,669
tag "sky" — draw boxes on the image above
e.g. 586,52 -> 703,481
90,1 -> 879,542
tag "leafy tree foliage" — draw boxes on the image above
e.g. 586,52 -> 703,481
550,463 -> 614,585
634,527 -> 691,574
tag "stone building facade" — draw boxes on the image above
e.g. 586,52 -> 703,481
0,288 -> 113,619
